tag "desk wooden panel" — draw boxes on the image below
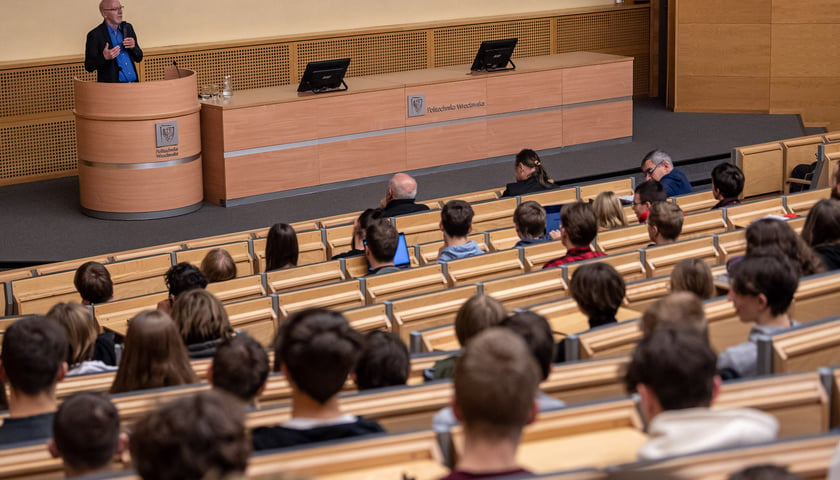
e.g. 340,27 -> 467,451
202,53 -> 633,205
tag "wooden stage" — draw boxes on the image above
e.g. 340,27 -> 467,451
200,52 -> 633,206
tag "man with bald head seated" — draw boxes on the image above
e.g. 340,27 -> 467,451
380,173 -> 431,217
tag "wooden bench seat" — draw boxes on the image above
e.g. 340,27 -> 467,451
756,316 -> 840,376
444,249 -> 524,287
363,263 -> 448,304
389,285 -> 478,345
724,197 -> 789,230
643,235 -> 720,278
482,267 -> 567,310
265,259 -> 347,294
672,190 -> 718,213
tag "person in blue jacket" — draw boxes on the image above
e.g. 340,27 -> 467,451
641,149 -> 692,197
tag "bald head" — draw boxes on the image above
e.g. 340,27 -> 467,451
388,173 -> 418,200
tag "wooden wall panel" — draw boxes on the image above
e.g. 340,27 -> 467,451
223,147 -> 320,199
562,100 -> 632,146
485,70 -> 565,114
772,0 -> 840,24
222,102 -> 318,151
318,134 -> 407,184
316,89 -> 406,137
406,122 -> 487,170
771,25 -> 840,78
677,0 -> 770,24
486,110 -> 564,158
771,77 -> 840,130
676,25 -> 771,77
676,76 -> 769,113
562,61 -> 633,104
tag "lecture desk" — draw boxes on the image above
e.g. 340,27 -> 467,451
200,52 -> 633,206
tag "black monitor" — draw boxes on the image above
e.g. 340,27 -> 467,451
470,38 -> 518,72
297,58 -> 351,94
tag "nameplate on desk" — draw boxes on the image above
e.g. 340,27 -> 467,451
407,94 -> 426,117
155,121 -> 180,158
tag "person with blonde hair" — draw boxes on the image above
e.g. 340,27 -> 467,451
670,258 -> 716,299
47,302 -> 117,376
593,191 -> 627,230
640,292 -> 708,339
110,310 -> 197,394
170,289 -> 234,359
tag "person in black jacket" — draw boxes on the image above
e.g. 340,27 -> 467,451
379,173 -> 430,217
84,0 -> 143,83
501,148 -> 558,197
252,308 -> 384,450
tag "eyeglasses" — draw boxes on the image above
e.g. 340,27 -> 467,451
644,162 -> 661,177
103,5 -> 125,11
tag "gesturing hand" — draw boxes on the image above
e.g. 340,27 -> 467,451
103,42 -> 121,60
123,37 -> 135,49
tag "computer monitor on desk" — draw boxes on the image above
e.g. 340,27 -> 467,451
470,38 -> 517,73
297,58 -> 351,94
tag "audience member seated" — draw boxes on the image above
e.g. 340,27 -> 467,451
209,332 -> 269,408
670,258 -> 716,300
438,200 -> 484,262
632,180 -> 667,224
833,165 -> 840,201
570,262 -> 626,329
439,328 -> 540,479
364,218 -> 402,276
718,254 -> 799,380
729,464 -> 802,480
265,222 -> 299,271
74,261 -> 113,305
711,162 -> 745,209
640,292 -> 708,338
157,262 -> 208,314
647,201 -> 684,246
131,390 -> 250,480
110,310 -> 197,394
641,149 -> 692,196
200,247 -> 237,283
593,191 -> 628,230
380,173 -> 431,217
0,316 -> 67,445
433,310 -> 563,432
332,208 -> 383,260
626,328 -> 777,461
171,288 -> 234,359
542,202 -> 605,268
427,294 -> 507,381
501,148 -> 558,197
742,218 -> 824,277
513,201 -> 550,247
47,392 -> 127,478
252,308 -> 384,451
801,198 -> 840,270
353,331 -> 410,391
47,302 -> 117,376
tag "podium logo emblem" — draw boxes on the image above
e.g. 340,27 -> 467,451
407,94 -> 425,117
155,122 -> 179,147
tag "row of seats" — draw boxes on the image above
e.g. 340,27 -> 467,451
2,360 -> 838,478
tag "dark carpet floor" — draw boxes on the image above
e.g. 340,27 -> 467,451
0,97 -> 809,266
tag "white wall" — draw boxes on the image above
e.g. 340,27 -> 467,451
0,0 -> 611,62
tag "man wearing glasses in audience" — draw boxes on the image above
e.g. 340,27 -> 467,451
84,0 -> 143,83
641,149 -> 693,197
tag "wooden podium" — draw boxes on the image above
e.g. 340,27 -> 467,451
74,68 -> 203,220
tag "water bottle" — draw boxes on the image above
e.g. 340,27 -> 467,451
222,75 -> 233,98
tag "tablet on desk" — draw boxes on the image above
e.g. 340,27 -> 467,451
545,204 -> 565,233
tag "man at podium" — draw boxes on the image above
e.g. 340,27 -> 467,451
84,0 -> 143,83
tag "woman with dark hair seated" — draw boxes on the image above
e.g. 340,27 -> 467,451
501,148 -> 558,197
265,223 -> 299,271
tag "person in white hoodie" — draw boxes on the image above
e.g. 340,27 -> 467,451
625,328 -> 778,461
